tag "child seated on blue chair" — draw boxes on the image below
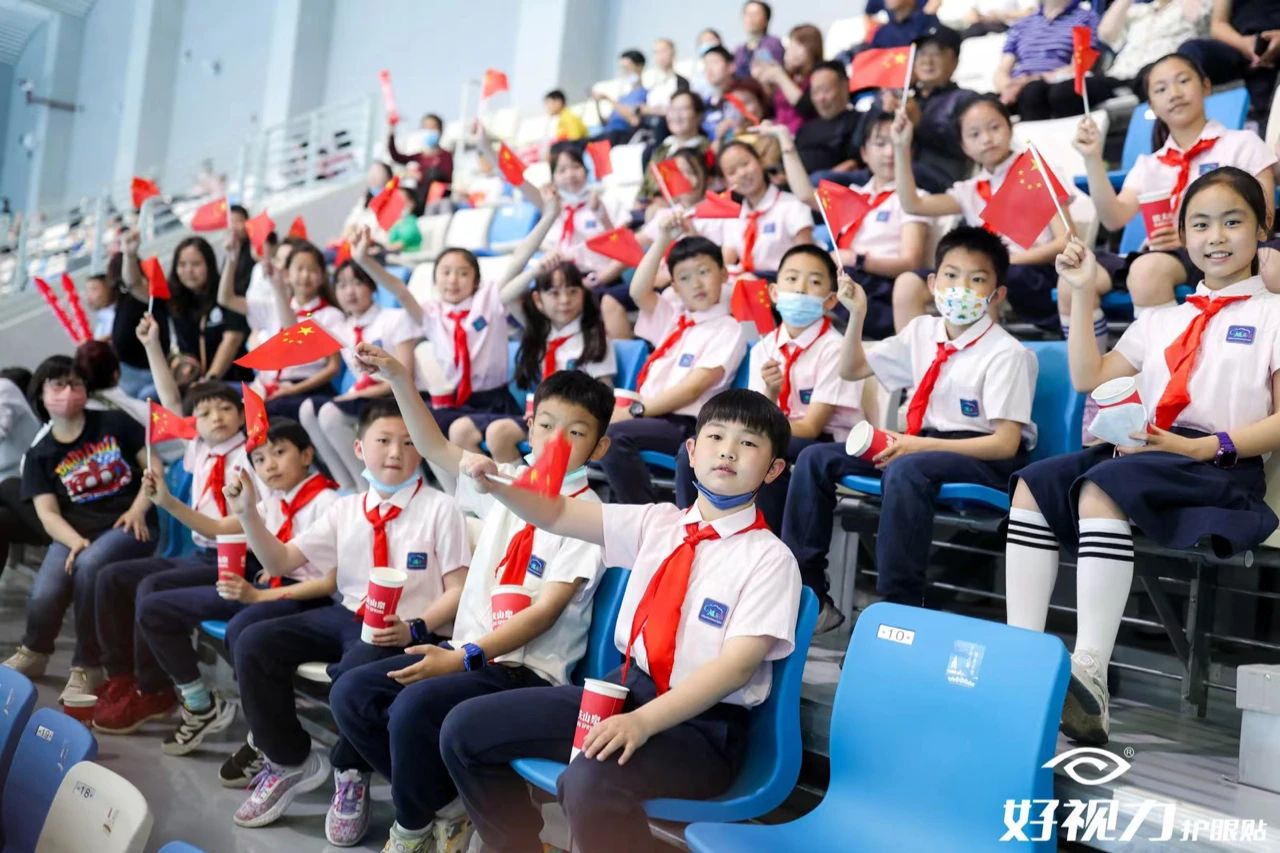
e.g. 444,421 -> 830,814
438,388 -> 801,853
326,348 -> 613,850
782,226 -> 1038,626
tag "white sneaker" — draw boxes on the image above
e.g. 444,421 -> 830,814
233,749 -> 329,828
813,595 -> 846,635
3,646 -> 49,678
1061,650 -> 1110,745
382,823 -> 430,853
59,666 -> 105,703
432,798 -> 473,853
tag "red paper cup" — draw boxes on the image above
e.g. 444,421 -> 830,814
1091,376 -> 1141,409
613,388 -> 641,410
571,678 -> 630,762
490,584 -> 533,629
62,692 -> 97,722
216,534 -> 247,581
1139,192 -> 1175,237
361,567 -> 409,643
845,421 -> 894,462
524,393 -> 535,419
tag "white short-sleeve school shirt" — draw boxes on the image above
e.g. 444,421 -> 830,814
245,264 -> 275,347
847,180 -> 931,259
332,305 -> 419,377
1113,277 -> 1280,434
866,314 -> 1039,447
546,203 -> 612,278
601,502 -> 801,708
639,216 -> 725,247
633,300 -> 747,417
947,153 -> 1071,252
1121,120 -> 1277,209
256,474 -> 340,582
541,317 -> 617,380
452,465 -> 605,685
749,319 -> 865,441
182,433 -> 251,550
720,186 -> 814,273
420,279 -> 511,395
292,477 -> 471,623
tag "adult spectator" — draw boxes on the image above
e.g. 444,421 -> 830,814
699,46 -> 737,138
0,367 -> 37,482
1102,0 -> 1211,87
641,38 -> 691,116
795,61 -> 861,176
388,113 -> 453,196
751,23 -> 823,133
544,89 -> 587,143
638,91 -> 709,204
713,78 -> 783,175
593,50 -> 649,146
1178,0 -> 1280,112
692,29 -> 726,101
112,245 -> 171,401
935,0 -> 1037,38
996,1 -> 1116,120
868,0 -> 943,48
733,1 -> 785,77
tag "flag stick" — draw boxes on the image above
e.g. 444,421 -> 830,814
1029,144 -> 1073,237
1080,77 -> 1091,117
899,44 -> 916,114
814,196 -> 844,270
145,396 -> 152,471
484,472 -> 515,487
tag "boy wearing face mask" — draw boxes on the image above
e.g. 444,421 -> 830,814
782,227 -> 1037,627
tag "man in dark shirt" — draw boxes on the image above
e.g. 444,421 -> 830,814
870,0 -> 943,48
795,61 -> 861,176
1179,0 -> 1280,116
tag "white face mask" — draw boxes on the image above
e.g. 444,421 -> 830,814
933,286 -> 991,326
559,187 -> 589,205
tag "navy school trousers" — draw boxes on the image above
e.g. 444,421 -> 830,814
600,414 -> 697,504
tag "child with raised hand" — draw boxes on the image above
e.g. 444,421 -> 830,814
891,96 -> 1073,333
1067,53 -> 1277,324
718,140 -> 814,275
1005,167 -> 1280,746
783,226 -> 1037,633
604,215 -> 748,504
437,387 -> 802,853
223,399 -> 470,829
135,419 -> 338,760
323,342 -> 614,849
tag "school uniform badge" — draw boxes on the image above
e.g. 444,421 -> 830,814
472,316 -> 488,332
678,353 -> 695,367
1226,325 -> 1255,344
406,552 -> 428,570
799,389 -> 813,404
698,598 -> 729,627
960,399 -> 980,417
527,556 -> 545,578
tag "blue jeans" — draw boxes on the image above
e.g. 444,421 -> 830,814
22,526 -> 158,665
116,363 -> 156,402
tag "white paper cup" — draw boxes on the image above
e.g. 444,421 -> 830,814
845,421 -> 894,461
571,679 -> 630,762
1091,376 -> 1141,409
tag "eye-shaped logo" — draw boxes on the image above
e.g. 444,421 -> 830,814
1043,747 -> 1132,786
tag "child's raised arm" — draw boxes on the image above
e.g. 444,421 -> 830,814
120,228 -> 148,303
498,183 -> 564,303
471,121 -> 541,208
630,211 -> 682,314
890,113 -> 962,218
224,468 -> 311,577
136,313 -> 182,413
353,342 -> 463,476
216,231 -> 250,316
836,271 -> 875,381
1058,238 -> 1134,392
460,451 -> 605,545
352,226 -> 425,326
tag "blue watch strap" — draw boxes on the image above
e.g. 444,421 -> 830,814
462,642 -> 486,671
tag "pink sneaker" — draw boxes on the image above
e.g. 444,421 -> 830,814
325,769 -> 371,846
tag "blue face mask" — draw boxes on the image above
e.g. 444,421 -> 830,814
693,479 -> 757,511
698,42 -> 716,57
522,453 -> 588,488
775,291 -> 827,328
361,467 -> 419,495
421,129 -> 441,149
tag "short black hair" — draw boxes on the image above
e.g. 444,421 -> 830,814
74,340 -> 120,393
744,0 -> 772,23
183,381 -> 244,418
533,371 -> 614,441
357,399 -> 403,437
955,94 -> 1012,145
778,244 -> 838,290
422,113 -> 444,129
855,105 -> 894,152
28,355 -> 84,421
704,45 -> 733,65
230,204 -> 250,220
671,89 -> 705,115
544,89 -> 567,104
695,388 -> 791,460
812,59 -> 848,81
261,418 -> 314,454
666,235 -> 724,275
621,49 -> 646,68
934,225 -> 1010,285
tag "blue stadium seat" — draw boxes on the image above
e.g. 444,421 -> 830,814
2,708 -> 97,853
335,363 -> 355,394
512,588 -> 819,825
156,843 -> 207,853
476,201 -> 540,256
685,602 -> 1069,853
813,223 -> 834,251
159,465 -> 196,558
507,339 -> 529,409
376,266 -> 410,308
613,339 -> 651,391
200,620 -> 228,642
0,668 -> 36,800
569,567 -> 629,684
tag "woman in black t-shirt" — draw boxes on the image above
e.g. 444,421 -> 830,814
2,356 -> 158,699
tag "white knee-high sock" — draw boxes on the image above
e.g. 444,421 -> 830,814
1075,517 -> 1134,668
1133,300 -> 1177,318
1060,308 -> 1109,354
1005,508 -> 1060,632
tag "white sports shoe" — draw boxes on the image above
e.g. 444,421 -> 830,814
60,666 -> 105,704
1061,650 -> 1110,745
3,646 -> 49,678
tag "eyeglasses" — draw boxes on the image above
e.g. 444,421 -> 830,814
47,378 -> 86,392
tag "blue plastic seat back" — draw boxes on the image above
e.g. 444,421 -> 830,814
157,843 -> 207,853
731,340 -> 754,389
488,201 -> 541,247
570,567 -> 630,685
646,587 -> 819,823
1023,341 -> 1084,462
200,620 -> 229,642
2,708 -> 98,853
827,603 -> 1068,850
0,668 -> 36,800
613,339 -> 651,391
160,465 -> 196,559
507,340 -> 529,409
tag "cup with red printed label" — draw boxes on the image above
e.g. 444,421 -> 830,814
1139,192 -> 1176,238
525,393 -> 536,418
572,678 -> 630,761
1088,376 -> 1148,448
613,389 -> 641,410
62,693 -> 97,722
361,567 -> 409,643
490,585 -> 533,630
216,534 -> 248,598
845,421 -> 895,462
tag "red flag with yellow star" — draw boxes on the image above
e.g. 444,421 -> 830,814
481,68 -> 509,100
848,46 -> 911,92
694,189 -> 742,219
654,158 -> 694,198
585,227 -> 645,267
369,177 -> 407,230
731,276 -> 776,334
512,429 -> 570,497
246,210 -> 275,257
131,177 -> 160,210
148,400 -> 197,443
241,383 -> 269,452
1072,26 -> 1100,96
815,180 -> 872,248
496,142 -> 526,185
191,196 -> 230,232
334,240 -> 352,267
979,151 -> 1071,250
234,319 -> 342,371
287,216 -> 307,239
141,256 -> 170,300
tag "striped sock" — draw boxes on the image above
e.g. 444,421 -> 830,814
1090,308 -> 1109,352
176,679 -> 212,713
1076,518 -> 1134,669
1005,508 -> 1060,632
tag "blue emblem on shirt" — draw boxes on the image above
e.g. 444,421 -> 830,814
1226,325 -> 1256,344
472,316 -> 488,332
799,389 -> 813,404
763,222 -> 777,235
566,358 -> 579,370
1199,162 -> 1220,175
406,552 -> 428,570
527,556 -> 545,578
699,598 -> 729,628
875,210 -> 891,222
678,353 -> 695,367
960,399 -> 980,417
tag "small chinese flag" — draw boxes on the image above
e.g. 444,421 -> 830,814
191,197 -> 230,232
730,276 -> 777,335
585,227 -> 645,267
334,240 -> 352,267
722,92 -> 761,126
141,256 -> 170,300
241,383 -> 269,452
512,429 -> 571,497
481,68 -> 509,100
586,139 -> 613,179
378,69 -> 400,125
246,210 -> 275,257
369,177 -> 407,230
149,401 -> 197,443
815,180 -> 872,249
654,158 -> 694,198
496,142 -> 526,186
426,181 -> 448,204
131,177 -> 160,210
978,150 -> 1071,250
234,319 -> 343,371
694,189 -> 742,219
1072,26 -> 1100,97
848,45 -> 911,92
287,216 -> 307,239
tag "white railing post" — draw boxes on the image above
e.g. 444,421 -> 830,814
12,215 -> 29,293
364,92 -> 378,170
88,192 -> 107,274
305,111 -> 321,187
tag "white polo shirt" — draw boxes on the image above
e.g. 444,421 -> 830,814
749,319 -> 865,441
634,300 -> 747,417
332,304 -> 419,379
292,478 -> 471,624
546,204 -> 612,278
256,474 -> 340,582
640,215 -> 726,247
847,180 -> 931,259
1114,277 -> 1280,434
539,317 -> 617,380
947,153 -> 1073,252
867,314 -> 1039,447
183,433 -> 250,550
1121,120 -> 1277,210
720,186 -> 813,274
602,501 -> 801,708
452,465 -> 604,686
421,279 -> 511,396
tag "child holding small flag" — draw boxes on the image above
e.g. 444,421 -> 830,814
437,388 -> 801,853
717,140 -> 814,276
324,346 -> 612,849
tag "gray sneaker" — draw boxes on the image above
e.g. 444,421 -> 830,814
1061,650 -> 1110,745
3,646 -> 49,678
233,749 -> 329,828
382,823 -> 430,853
813,595 -> 846,635
163,692 -> 236,756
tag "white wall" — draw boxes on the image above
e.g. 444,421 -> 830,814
0,24 -> 48,211
0,63 -> 12,209
62,0 -> 134,202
